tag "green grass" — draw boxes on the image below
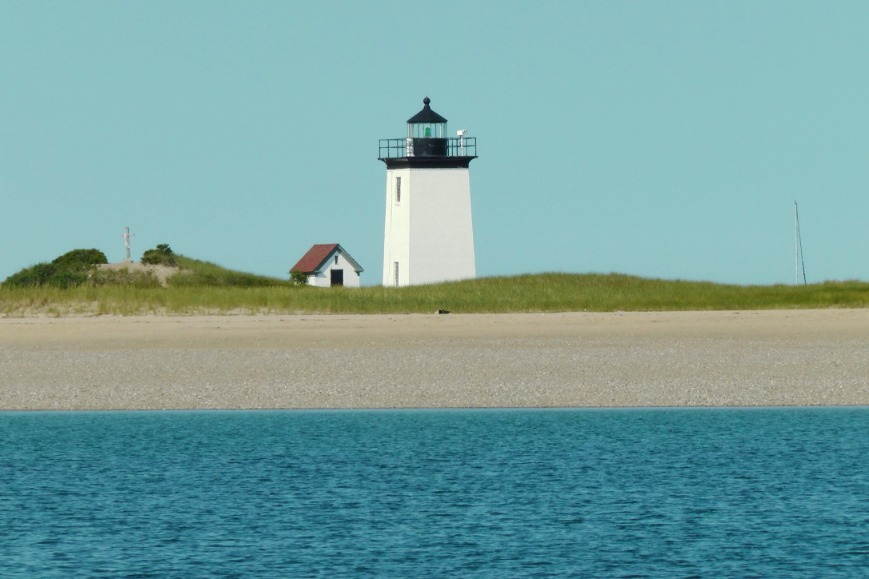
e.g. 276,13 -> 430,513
168,256 -> 294,288
1,261 -> 867,316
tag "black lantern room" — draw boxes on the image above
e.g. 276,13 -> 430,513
407,97 -> 448,156
379,97 -> 477,168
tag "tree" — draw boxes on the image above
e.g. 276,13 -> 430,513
141,244 -> 177,267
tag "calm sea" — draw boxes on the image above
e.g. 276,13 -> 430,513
1,408 -> 868,577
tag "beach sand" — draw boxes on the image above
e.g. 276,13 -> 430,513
1,310 -> 867,410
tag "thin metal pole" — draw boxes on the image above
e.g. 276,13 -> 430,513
794,202 -> 807,285
794,202 -> 798,285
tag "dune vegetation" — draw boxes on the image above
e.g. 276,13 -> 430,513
1,253 -> 867,316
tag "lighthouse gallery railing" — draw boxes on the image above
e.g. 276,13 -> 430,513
378,137 -> 477,159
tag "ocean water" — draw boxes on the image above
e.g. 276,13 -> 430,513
1,408 -> 868,577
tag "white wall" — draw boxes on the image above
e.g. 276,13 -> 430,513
382,167 -> 475,287
308,250 -> 362,288
382,168 -> 411,286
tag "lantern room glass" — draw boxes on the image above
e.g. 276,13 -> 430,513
407,121 -> 447,139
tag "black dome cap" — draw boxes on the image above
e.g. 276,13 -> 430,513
407,97 -> 447,124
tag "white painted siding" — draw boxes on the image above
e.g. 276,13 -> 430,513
408,168 -> 475,285
382,168 -> 412,286
308,250 -> 362,288
382,166 -> 475,287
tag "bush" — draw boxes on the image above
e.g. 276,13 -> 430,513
3,248 -> 107,288
141,244 -> 177,267
52,249 -> 108,269
290,270 -> 309,286
4,263 -> 57,287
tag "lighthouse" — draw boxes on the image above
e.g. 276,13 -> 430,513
379,97 -> 478,287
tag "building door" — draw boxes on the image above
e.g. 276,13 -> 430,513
330,269 -> 344,287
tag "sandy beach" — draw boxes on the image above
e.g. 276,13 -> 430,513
1,310 -> 867,410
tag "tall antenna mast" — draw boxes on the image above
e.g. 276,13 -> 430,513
123,226 -> 135,262
793,202 -> 807,285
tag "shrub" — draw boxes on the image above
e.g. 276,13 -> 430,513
52,249 -> 108,269
141,244 -> 177,267
4,263 -> 57,287
290,270 -> 309,286
3,248 -> 107,288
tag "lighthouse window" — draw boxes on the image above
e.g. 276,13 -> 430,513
395,177 -> 401,204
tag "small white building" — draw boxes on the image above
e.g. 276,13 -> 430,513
290,243 -> 363,288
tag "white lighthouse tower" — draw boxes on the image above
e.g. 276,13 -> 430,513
379,97 -> 477,287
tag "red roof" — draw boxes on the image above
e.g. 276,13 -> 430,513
291,244 -> 340,274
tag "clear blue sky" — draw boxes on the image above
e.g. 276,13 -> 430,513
2,1 -> 867,285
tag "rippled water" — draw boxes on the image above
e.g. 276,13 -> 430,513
2,408 -> 868,576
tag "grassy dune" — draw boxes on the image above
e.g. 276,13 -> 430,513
1,256 -> 867,316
